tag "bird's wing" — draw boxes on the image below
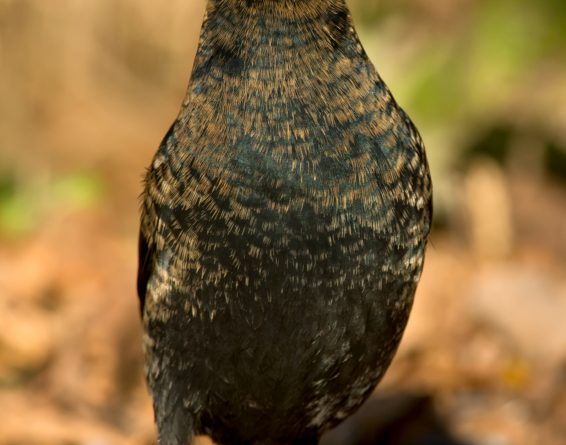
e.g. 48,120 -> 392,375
137,225 -> 154,315
137,124 -> 177,316
371,101 -> 433,243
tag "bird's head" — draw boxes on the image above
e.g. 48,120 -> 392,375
201,0 -> 353,58
208,0 -> 348,17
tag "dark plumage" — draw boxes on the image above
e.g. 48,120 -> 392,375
137,1 -> 432,444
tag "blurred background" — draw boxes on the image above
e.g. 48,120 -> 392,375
1,0 -> 565,444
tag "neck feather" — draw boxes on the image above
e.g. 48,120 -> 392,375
176,0 -> 385,165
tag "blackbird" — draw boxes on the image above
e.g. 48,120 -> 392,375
137,1 -> 432,444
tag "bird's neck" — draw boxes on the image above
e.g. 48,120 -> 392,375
177,0 -> 380,162
184,0 -> 362,101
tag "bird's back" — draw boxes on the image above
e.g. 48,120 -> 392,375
138,1 -> 432,444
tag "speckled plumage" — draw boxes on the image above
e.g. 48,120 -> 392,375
137,1 -> 432,444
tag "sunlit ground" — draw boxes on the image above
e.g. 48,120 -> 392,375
1,1 -> 565,444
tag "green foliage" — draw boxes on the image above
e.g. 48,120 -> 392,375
0,169 -> 105,237
0,173 -> 36,236
352,0 -> 566,131
52,172 -> 105,209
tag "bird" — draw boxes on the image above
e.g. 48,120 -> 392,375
137,1 -> 432,444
